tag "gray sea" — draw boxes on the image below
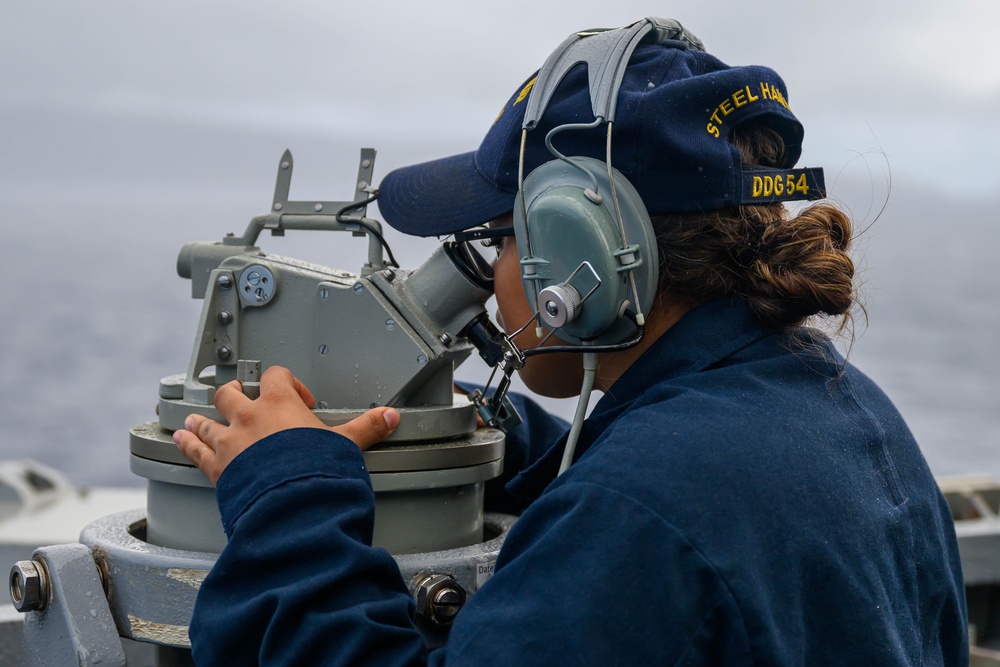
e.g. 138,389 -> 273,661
1,168 -> 997,489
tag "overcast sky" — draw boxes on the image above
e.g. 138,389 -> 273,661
4,0 -> 1000,201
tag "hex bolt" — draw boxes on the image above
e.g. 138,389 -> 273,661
10,560 -> 47,613
382,269 -> 395,282
410,573 -> 466,628
218,310 -> 234,325
439,332 -> 453,346
217,274 -> 234,290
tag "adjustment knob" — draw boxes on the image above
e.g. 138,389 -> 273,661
537,284 -> 582,329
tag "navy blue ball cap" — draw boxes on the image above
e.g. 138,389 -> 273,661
379,34 -> 821,238
376,151 -> 516,239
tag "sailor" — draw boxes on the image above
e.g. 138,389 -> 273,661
174,19 -> 969,665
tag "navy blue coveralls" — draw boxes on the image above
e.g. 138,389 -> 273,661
189,297 -> 969,665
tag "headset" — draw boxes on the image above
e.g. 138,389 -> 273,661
508,18 -> 705,473
512,18 -> 704,350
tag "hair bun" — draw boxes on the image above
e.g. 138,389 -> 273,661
746,204 -> 855,328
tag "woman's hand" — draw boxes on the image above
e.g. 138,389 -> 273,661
173,365 -> 400,485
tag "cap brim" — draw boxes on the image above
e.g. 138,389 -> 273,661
377,151 -> 516,237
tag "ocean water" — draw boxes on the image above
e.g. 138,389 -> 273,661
0,178 -> 997,488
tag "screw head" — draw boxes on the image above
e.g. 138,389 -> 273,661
217,274 -> 234,290
218,310 -> 234,325
410,573 -> 466,627
353,283 -> 364,294
217,345 -> 233,361
10,560 -> 46,613
432,587 -> 464,623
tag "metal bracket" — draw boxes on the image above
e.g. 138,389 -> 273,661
21,544 -> 126,667
269,148 -> 376,220
222,149 -> 386,271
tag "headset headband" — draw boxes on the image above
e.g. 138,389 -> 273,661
523,17 -> 705,129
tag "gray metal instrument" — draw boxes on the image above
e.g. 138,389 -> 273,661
10,150 -> 522,665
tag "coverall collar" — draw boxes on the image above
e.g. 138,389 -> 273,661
506,296 -> 773,501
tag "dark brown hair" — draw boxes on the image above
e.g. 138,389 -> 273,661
652,125 -> 855,331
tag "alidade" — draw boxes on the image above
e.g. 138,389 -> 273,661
13,150 -> 522,665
